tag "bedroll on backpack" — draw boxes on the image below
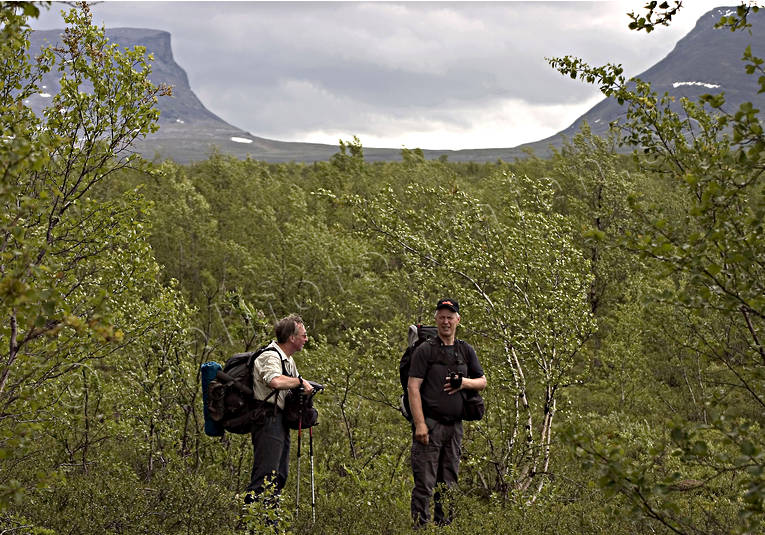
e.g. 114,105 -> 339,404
203,346 -> 276,436
201,361 -> 225,437
398,324 -> 438,421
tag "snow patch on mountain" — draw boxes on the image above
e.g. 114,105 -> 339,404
672,81 -> 720,89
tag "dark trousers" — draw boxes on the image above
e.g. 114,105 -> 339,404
246,409 -> 290,502
411,419 -> 463,526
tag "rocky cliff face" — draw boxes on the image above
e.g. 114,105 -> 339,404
29,28 -> 229,127
30,26 -> 375,163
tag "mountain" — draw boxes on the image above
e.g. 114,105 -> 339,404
550,5 -> 765,143
27,28 -> 294,163
28,27 -> 422,164
28,6 -> 765,164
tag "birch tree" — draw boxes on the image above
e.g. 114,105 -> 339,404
350,171 -> 594,499
0,2 -> 180,514
549,3 -> 765,532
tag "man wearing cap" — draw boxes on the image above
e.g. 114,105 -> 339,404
407,298 -> 487,527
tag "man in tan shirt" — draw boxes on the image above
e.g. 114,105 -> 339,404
245,314 -> 314,508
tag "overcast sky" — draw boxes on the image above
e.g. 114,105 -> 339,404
31,1 -> 732,150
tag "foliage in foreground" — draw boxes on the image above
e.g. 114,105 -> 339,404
550,4 -> 765,533
1,2 -> 764,535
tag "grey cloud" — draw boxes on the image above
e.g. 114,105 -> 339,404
31,1 -> 726,148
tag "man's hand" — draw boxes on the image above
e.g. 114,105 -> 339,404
445,375 -> 487,394
300,377 -> 314,394
443,374 -> 463,395
414,421 -> 429,445
408,376 -> 428,444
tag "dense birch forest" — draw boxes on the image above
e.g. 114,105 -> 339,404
1,2 -> 763,534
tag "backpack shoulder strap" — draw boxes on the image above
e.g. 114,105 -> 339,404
454,339 -> 468,366
425,338 -> 467,367
421,338 -> 440,370
250,345 -> 287,404
249,344 -> 273,367
406,339 -> 435,380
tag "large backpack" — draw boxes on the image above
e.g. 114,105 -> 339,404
398,325 -> 437,421
204,345 -> 281,435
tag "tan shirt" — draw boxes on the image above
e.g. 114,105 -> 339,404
252,341 -> 298,410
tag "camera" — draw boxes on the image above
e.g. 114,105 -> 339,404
448,371 -> 463,389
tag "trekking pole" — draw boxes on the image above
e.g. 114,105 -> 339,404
307,382 -> 324,525
296,387 -> 304,519
296,422 -> 301,518
310,426 -> 316,524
